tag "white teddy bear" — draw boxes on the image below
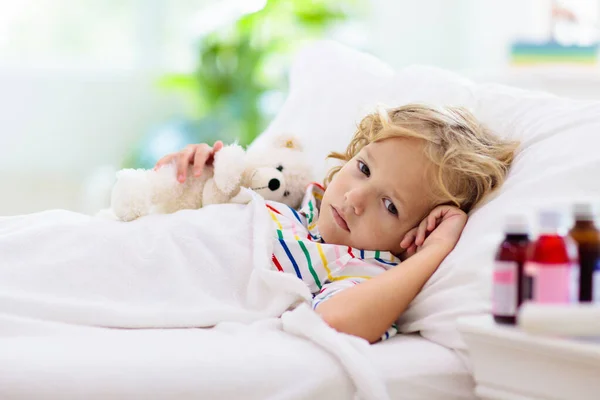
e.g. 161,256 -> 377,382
105,135 -> 313,221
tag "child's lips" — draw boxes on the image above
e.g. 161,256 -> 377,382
331,206 -> 350,232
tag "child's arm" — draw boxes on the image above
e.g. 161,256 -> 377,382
314,206 -> 467,344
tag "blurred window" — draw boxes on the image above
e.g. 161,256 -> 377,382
0,0 -> 258,71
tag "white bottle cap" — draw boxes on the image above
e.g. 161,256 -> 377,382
538,209 -> 562,232
573,203 -> 595,221
504,214 -> 529,235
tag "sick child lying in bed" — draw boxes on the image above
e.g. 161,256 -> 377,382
155,103 -> 519,343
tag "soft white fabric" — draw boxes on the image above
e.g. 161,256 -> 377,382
252,40 -> 600,352
0,191 -> 388,400
373,334 -> 476,399
0,322 -> 475,400
0,191 -> 307,327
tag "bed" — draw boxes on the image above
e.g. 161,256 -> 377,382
1,40 -> 599,399
0,327 -> 475,399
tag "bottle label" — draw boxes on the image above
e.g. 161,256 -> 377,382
493,261 -> 517,316
534,263 -> 572,304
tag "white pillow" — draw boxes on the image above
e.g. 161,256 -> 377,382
253,40 -> 600,352
250,40 -> 394,179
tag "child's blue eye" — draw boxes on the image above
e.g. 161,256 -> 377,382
384,199 -> 398,215
357,160 -> 370,177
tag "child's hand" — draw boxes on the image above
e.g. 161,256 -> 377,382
154,141 -> 224,183
400,205 -> 468,258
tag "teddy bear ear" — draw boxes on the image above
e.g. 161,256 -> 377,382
273,134 -> 303,151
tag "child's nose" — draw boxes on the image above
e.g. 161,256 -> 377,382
345,188 -> 366,216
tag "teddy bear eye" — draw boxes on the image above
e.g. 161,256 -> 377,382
284,190 -> 290,197
276,165 -> 284,172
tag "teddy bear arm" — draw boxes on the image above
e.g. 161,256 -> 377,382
212,144 -> 247,195
110,168 -> 154,221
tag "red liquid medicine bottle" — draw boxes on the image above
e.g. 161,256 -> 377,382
524,210 -> 577,304
493,214 -> 530,324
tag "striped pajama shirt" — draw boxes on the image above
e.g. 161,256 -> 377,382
265,182 -> 400,342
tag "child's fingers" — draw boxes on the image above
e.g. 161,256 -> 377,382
415,218 -> 429,247
425,205 -> 452,231
405,244 -> 417,258
177,146 -> 197,182
192,143 -> 213,177
199,141 -> 224,174
400,228 -> 418,249
153,155 -> 173,171
427,212 -> 438,231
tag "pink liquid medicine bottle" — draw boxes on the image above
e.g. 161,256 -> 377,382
524,210 -> 577,304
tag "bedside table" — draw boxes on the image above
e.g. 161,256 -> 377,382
458,315 -> 600,400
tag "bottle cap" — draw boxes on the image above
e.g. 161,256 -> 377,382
573,203 -> 595,221
538,209 -> 562,232
504,214 -> 529,235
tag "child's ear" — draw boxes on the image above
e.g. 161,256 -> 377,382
273,134 -> 303,151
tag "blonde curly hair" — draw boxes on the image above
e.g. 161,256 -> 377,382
325,104 -> 519,213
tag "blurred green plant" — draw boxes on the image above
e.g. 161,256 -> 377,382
159,0 -> 359,147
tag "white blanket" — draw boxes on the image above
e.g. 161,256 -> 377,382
0,192 -> 388,400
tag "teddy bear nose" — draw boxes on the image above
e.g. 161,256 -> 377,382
268,178 -> 281,191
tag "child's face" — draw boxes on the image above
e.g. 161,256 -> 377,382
318,137 -> 436,254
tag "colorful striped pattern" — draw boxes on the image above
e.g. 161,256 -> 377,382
265,183 -> 401,342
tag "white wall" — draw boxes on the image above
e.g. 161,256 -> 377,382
0,69 -> 183,215
364,0 -> 600,101
366,0 -> 548,71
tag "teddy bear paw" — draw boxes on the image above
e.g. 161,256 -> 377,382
229,187 -> 254,204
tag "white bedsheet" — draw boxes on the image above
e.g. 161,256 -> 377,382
374,334 -> 476,399
0,190 -> 310,328
0,192 -> 391,399
0,323 -> 476,400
